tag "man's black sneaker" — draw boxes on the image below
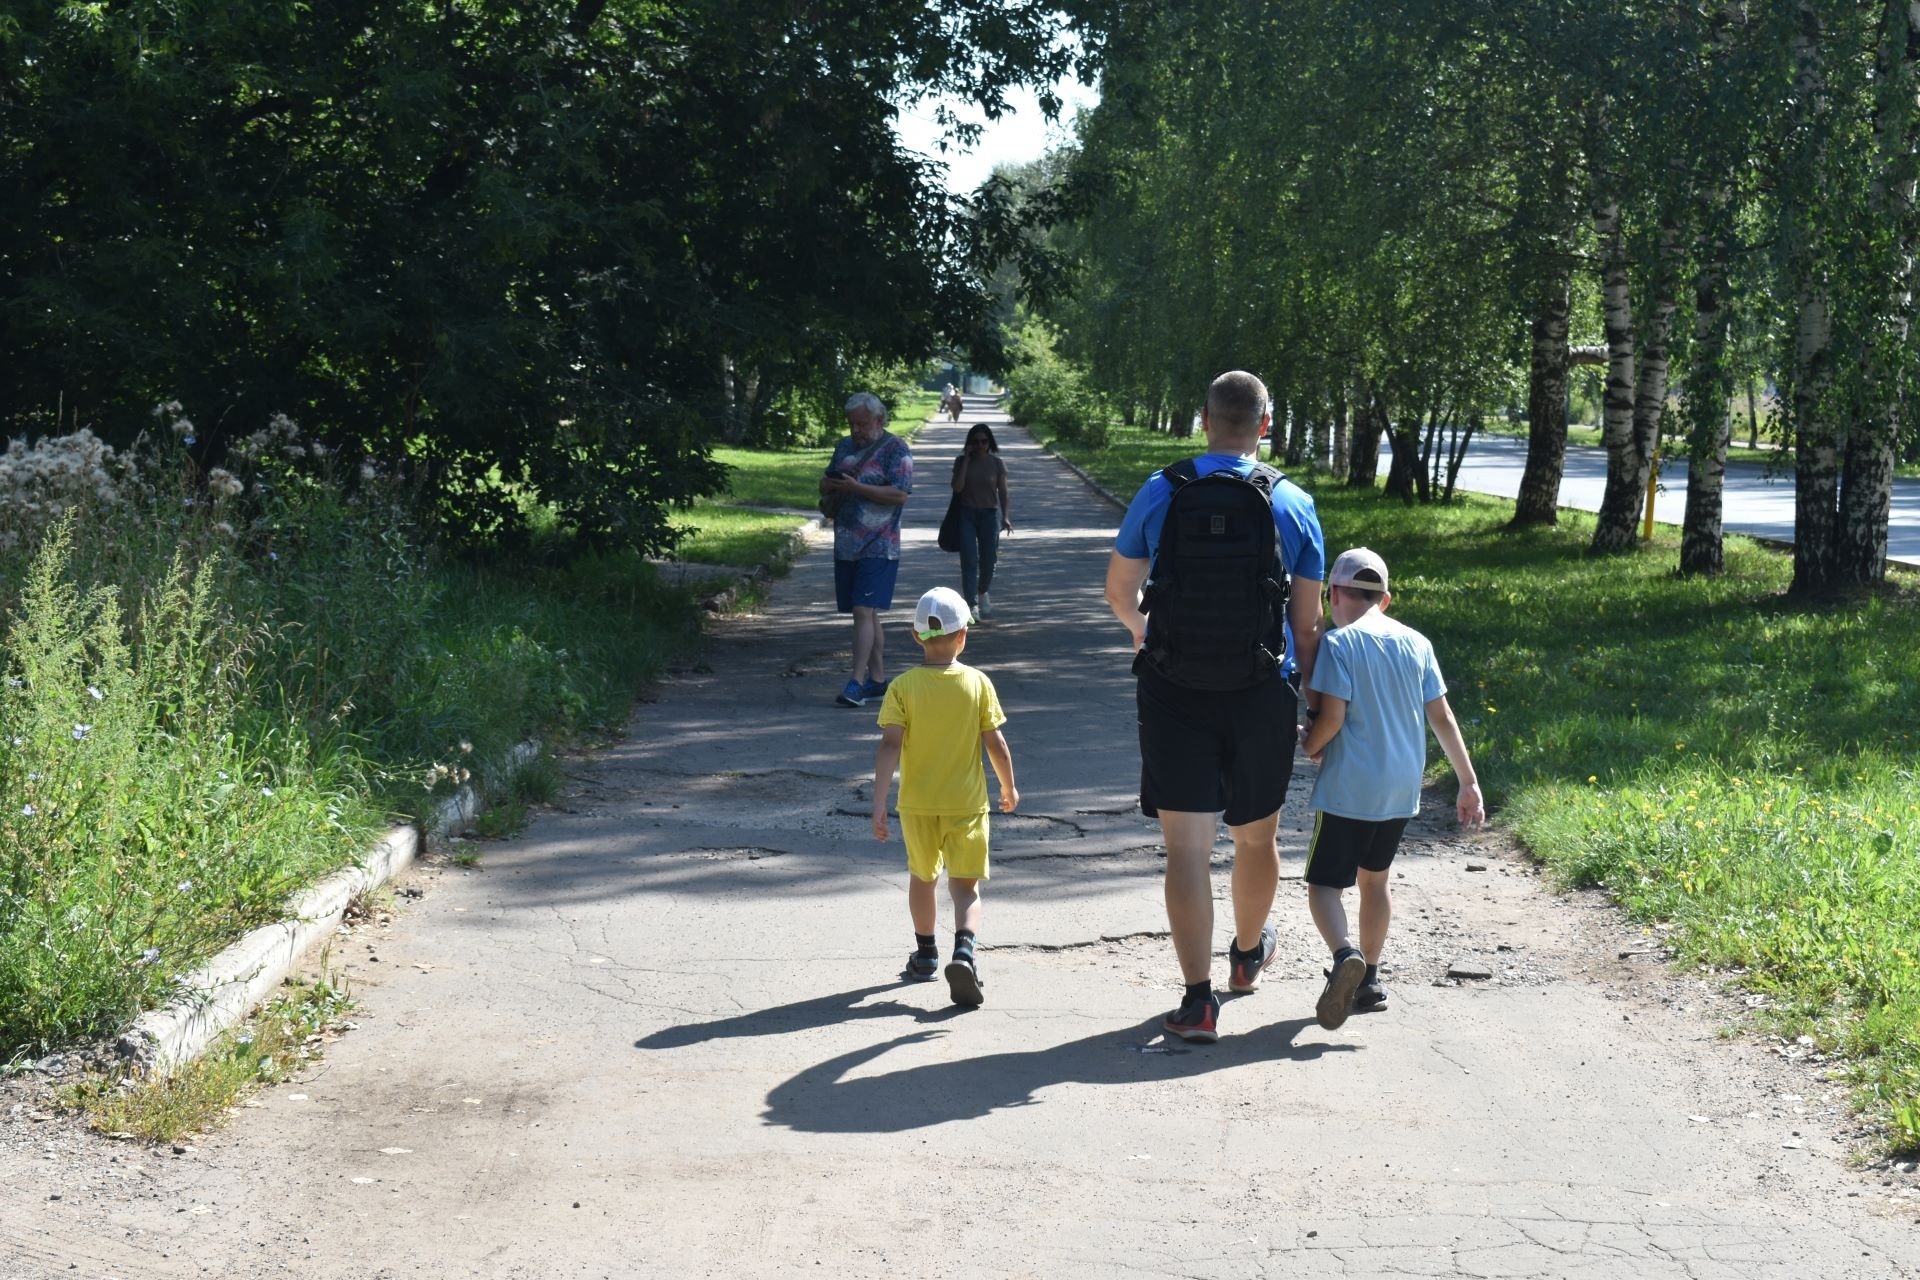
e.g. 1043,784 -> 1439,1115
1162,991 -> 1221,1043
1316,948 -> 1367,1030
944,954 -> 985,1007
1354,978 -> 1388,1012
1227,923 -> 1279,994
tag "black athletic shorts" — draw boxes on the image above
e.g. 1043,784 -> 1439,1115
1135,664 -> 1296,827
1303,812 -> 1412,889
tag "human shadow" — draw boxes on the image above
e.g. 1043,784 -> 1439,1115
635,982 -> 970,1051
760,1015 -> 1354,1134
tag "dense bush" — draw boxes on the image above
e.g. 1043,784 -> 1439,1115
1003,317 -> 1115,450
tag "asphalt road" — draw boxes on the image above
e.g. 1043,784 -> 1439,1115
1384,432 -> 1920,569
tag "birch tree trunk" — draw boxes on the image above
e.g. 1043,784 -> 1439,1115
1285,401 -> 1309,467
1347,389 -> 1385,487
1788,1 -> 1840,595
1332,392 -> 1351,478
1836,0 -> 1920,586
1512,267 -> 1573,526
1682,206 -> 1735,576
1588,197 -> 1642,551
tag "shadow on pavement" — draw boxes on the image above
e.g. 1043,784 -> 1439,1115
757,1014 -> 1353,1133
635,982 -> 969,1049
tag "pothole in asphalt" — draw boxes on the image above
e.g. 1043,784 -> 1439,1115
670,846 -> 788,862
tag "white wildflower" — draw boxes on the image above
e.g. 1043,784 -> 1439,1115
260,786 -> 274,797
71,723 -> 92,740
19,804 -> 34,817
86,685 -> 103,701
177,880 -> 192,893
136,947 -> 160,966
213,521 -> 236,538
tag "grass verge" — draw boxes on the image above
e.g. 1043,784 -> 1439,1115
687,389 -> 943,565
1028,413 -> 1920,1155
61,970 -> 354,1142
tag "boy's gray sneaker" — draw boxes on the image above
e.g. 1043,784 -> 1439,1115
903,951 -> 939,982
944,954 -> 984,1007
1316,947 -> 1367,1030
977,591 -> 991,618
1354,977 -> 1388,1012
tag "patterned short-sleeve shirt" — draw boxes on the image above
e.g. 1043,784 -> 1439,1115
827,433 -> 914,561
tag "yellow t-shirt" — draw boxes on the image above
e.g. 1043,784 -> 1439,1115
876,662 -> 1006,815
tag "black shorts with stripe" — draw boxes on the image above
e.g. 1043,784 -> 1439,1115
1304,812 -> 1411,889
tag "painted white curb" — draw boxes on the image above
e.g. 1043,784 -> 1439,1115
427,740 -> 542,840
117,826 -> 419,1072
115,738 -> 543,1073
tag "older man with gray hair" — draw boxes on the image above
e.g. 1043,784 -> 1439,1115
820,391 -> 914,706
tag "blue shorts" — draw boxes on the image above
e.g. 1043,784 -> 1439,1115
835,557 -> 899,612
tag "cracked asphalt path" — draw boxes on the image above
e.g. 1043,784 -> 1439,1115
6,404 -> 1919,1278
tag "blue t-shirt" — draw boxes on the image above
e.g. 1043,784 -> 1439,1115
1114,453 -> 1327,676
1307,610 -> 1447,820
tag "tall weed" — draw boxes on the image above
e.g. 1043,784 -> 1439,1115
0,520 -> 369,1052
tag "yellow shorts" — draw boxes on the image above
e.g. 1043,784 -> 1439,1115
902,812 -> 991,883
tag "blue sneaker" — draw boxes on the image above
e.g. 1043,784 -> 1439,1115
834,679 -> 865,708
862,678 -> 890,701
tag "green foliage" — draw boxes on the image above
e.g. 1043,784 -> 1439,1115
0,522 -> 372,1052
1003,316 -> 1116,449
0,416 -> 703,1055
0,1 -> 1098,551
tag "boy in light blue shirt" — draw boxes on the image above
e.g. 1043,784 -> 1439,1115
1298,548 -> 1484,1030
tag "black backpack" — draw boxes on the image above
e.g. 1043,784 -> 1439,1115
1139,459 -> 1290,691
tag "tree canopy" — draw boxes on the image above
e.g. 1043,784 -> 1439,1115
1,0 -> 1098,550
1021,0 -> 1920,593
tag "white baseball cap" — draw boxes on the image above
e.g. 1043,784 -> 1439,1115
914,586 -> 971,640
1328,547 -> 1390,592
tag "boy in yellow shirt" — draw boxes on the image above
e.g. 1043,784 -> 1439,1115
871,586 -> 1019,1007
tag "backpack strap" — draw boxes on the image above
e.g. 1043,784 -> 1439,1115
1244,461 -> 1284,495
1163,458 -> 1201,489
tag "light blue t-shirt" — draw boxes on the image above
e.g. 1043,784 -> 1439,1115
1307,610 -> 1447,821
1114,453 -> 1327,676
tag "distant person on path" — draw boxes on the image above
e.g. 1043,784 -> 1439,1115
950,423 -> 1013,619
1298,548 -> 1484,1029
942,385 -> 964,421
1104,369 -> 1326,1042
870,586 -> 1020,1008
821,392 -> 913,708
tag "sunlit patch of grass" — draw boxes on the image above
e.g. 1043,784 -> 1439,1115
674,504 -> 811,566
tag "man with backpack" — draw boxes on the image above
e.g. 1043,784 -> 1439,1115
1103,370 -> 1327,1042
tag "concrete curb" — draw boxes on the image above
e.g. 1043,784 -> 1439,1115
115,739 -> 544,1074
426,740 -> 543,840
